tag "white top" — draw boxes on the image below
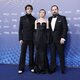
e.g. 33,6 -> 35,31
51,17 -> 57,31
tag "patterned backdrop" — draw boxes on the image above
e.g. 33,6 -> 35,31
0,0 -> 80,67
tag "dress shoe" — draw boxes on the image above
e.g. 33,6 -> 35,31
31,69 -> 35,73
18,70 -> 24,74
49,69 -> 56,74
61,70 -> 65,74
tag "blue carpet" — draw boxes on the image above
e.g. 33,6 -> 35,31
0,64 -> 80,80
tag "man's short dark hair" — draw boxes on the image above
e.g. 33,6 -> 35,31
51,5 -> 59,10
25,4 -> 33,10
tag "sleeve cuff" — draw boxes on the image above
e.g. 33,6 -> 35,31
61,38 -> 66,41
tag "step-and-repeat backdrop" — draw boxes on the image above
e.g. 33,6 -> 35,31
0,0 -> 80,67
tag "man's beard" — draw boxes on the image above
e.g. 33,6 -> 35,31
53,13 -> 58,17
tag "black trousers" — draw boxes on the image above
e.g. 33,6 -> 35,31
19,40 -> 34,70
50,37 -> 65,71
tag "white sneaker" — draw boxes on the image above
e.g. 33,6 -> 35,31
18,70 -> 23,74
31,69 -> 34,73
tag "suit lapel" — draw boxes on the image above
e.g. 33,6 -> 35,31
49,16 -> 53,29
55,16 -> 59,27
50,16 -> 53,23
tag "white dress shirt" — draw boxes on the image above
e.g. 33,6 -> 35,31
51,17 -> 57,31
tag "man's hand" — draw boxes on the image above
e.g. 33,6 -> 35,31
60,38 -> 65,44
20,40 -> 23,45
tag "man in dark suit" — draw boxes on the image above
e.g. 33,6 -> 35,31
48,5 -> 68,74
18,4 -> 36,74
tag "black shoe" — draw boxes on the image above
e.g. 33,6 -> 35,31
49,69 -> 56,74
40,70 -> 48,74
61,70 -> 65,74
33,68 -> 41,73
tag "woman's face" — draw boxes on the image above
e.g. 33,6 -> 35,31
39,10 -> 46,18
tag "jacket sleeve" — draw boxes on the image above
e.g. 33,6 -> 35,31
19,17 -> 23,41
61,16 -> 68,39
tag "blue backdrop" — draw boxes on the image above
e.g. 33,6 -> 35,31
0,0 -> 80,67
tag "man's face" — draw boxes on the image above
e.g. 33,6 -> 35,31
51,6 -> 59,15
25,7 -> 32,14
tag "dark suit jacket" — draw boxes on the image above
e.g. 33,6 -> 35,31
19,14 -> 36,41
48,14 -> 68,41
